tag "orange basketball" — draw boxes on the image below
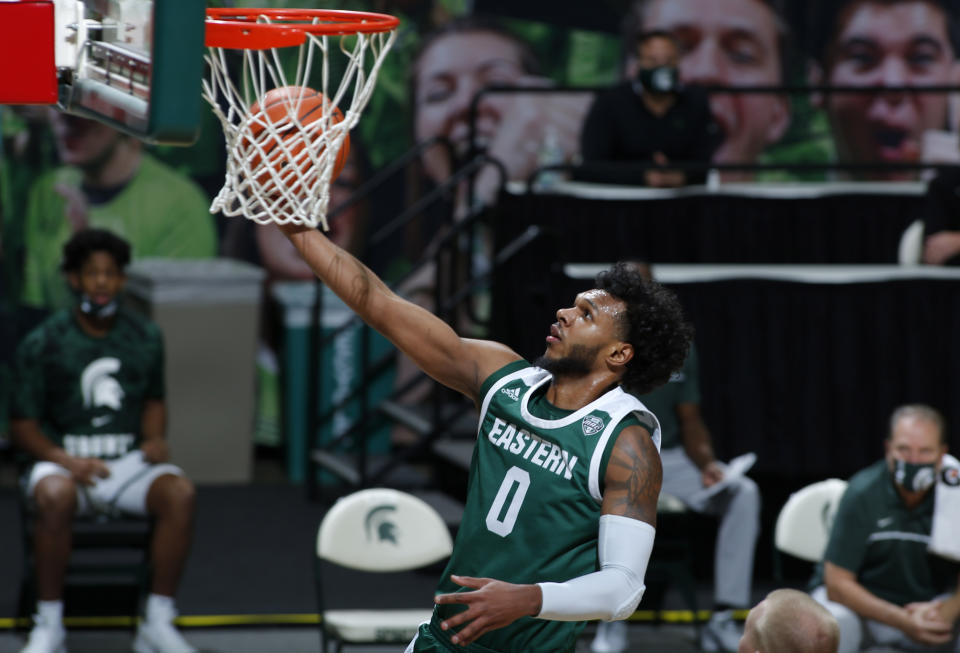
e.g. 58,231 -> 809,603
244,86 -> 350,197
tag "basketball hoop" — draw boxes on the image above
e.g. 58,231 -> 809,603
203,9 -> 399,230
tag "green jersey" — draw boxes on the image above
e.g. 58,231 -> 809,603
635,346 -> 700,450
815,460 -> 960,605
11,308 -> 164,458
429,361 -> 661,653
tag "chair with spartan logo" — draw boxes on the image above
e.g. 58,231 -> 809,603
314,487 -> 454,653
773,478 -> 848,579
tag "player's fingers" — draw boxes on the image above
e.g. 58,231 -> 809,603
438,607 -> 475,632
449,617 -> 489,646
450,575 -> 488,589
434,591 -> 473,606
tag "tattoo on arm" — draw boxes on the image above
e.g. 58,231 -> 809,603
604,430 -> 662,525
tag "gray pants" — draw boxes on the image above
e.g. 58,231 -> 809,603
660,447 -> 760,607
812,586 -> 960,653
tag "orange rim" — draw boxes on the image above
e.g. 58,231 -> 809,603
205,8 -> 399,50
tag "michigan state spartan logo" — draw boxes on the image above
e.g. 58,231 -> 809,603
81,357 -> 125,411
581,415 -> 604,436
364,504 -> 399,544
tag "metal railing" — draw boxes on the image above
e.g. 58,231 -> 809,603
304,142 -> 536,500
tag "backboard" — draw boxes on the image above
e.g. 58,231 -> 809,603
0,0 -> 206,145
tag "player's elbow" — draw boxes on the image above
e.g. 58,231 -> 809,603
602,564 -> 646,621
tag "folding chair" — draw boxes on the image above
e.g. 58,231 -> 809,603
314,488 -> 454,653
773,478 -> 848,577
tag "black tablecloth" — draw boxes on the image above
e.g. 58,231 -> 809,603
494,185 -> 921,265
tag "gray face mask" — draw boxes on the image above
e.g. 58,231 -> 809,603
893,458 -> 937,492
79,293 -> 119,319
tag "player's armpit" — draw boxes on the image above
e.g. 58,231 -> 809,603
601,425 -> 661,526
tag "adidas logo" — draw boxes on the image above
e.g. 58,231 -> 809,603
501,387 -> 520,401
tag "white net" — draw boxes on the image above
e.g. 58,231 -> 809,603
203,17 -> 397,230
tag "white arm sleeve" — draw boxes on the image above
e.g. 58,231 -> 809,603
536,514 -> 655,622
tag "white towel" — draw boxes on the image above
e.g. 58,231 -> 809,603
928,453 -> 960,561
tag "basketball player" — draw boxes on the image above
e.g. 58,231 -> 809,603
10,229 -> 197,653
279,222 -> 693,652
739,589 -> 840,653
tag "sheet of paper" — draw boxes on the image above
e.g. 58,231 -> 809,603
689,452 -> 757,503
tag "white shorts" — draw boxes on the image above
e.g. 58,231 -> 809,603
25,450 -> 184,517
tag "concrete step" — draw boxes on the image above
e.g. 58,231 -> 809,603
309,451 -> 432,488
377,400 -> 478,440
409,489 -> 464,529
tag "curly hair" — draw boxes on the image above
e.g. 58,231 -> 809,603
61,228 -> 131,273
595,261 -> 693,395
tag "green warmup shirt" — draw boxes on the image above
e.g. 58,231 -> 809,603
21,152 -> 217,310
426,361 -> 661,653
635,346 -> 699,450
817,460 -> 960,606
11,308 -> 164,459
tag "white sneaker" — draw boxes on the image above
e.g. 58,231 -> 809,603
132,619 -> 197,653
19,614 -> 67,653
700,610 -> 743,653
591,620 -> 629,653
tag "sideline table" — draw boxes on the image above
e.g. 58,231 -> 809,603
494,180 -> 925,265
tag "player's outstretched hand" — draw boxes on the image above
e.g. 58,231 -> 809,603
435,575 -> 542,646
277,221 -> 315,238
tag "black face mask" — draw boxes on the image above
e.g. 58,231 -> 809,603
892,458 -> 937,493
637,65 -> 679,94
78,293 -> 119,319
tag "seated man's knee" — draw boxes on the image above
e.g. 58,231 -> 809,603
148,474 -> 195,514
33,475 -> 78,516
812,588 -> 862,653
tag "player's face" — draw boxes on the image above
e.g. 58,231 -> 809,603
637,36 -> 679,70
48,110 -> 126,170
738,597 -> 767,653
639,0 -> 789,168
822,1 -> 959,178
69,251 -> 126,306
885,415 -> 946,469
414,31 -> 528,183
544,290 -> 626,368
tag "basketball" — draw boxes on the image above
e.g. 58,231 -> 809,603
244,86 -> 350,197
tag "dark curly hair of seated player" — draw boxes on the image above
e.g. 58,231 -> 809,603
595,261 -> 693,396
60,228 -> 132,273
